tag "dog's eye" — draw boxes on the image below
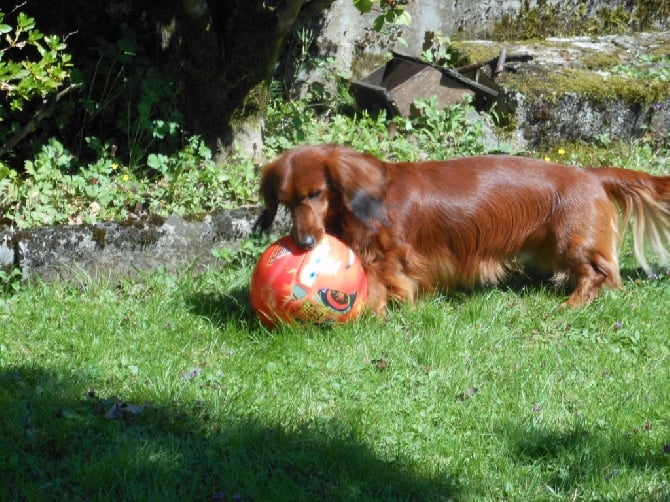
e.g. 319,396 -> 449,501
308,190 -> 322,200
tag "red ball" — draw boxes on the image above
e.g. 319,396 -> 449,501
250,235 -> 368,327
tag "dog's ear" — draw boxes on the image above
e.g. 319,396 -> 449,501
325,147 -> 390,228
253,161 -> 282,234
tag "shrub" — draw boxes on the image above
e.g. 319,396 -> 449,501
73,27 -> 182,168
1,135 -> 259,229
0,10 -> 73,161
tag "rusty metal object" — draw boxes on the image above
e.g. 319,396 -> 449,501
351,50 -> 532,117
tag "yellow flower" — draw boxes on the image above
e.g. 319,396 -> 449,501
112,162 -> 119,171
557,148 -> 566,156
544,156 -> 551,162
123,174 -> 129,182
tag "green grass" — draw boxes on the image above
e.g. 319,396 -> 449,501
1,247 -> 669,500
2,136 -> 669,500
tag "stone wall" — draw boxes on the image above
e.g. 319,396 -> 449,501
0,209 -> 289,283
315,0 -> 669,78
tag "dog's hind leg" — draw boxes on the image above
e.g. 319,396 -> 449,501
562,218 -> 623,307
559,198 -> 624,307
563,251 -> 622,307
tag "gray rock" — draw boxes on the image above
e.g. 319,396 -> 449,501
0,208 -> 291,282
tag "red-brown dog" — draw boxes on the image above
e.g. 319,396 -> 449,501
255,144 -> 670,313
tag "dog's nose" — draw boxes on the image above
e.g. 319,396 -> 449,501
297,234 -> 316,249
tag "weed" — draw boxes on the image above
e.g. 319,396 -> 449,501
491,1 -> 662,40
213,234 -> 274,269
74,27 -> 182,168
265,93 -> 487,160
0,266 -> 21,294
611,54 -> 670,82
2,135 -> 259,228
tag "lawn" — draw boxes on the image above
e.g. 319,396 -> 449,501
2,9 -> 670,499
1,246 -> 669,500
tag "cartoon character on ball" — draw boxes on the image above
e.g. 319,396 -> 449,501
250,235 -> 368,327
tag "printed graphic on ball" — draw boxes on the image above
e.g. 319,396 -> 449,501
250,235 -> 368,327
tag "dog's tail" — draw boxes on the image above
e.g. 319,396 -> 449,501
592,167 -> 670,273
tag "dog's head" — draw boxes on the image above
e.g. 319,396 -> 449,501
254,144 -> 389,249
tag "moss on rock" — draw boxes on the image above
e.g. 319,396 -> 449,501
490,1 -> 669,41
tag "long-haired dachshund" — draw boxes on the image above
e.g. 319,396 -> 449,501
254,144 -> 670,313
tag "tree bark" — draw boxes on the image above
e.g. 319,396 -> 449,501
176,0 -> 335,161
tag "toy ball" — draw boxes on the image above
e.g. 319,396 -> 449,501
250,234 -> 368,327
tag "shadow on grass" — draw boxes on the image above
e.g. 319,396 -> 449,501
181,262 -> 667,333
0,366 -> 458,500
185,285 -> 258,328
455,265 -> 661,304
499,419 -> 670,498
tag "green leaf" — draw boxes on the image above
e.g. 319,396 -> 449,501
394,9 -> 412,26
353,0 -> 374,14
147,153 -> 168,170
16,12 -> 36,31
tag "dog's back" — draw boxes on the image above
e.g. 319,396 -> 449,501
256,146 -> 670,310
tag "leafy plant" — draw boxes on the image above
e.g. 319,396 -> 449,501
0,11 -> 71,112
421,30 -> 452,67
75,27 -> 182,168
353,0 -> 412,33
0,266 -> 21,294
402,95 -> 486,157
0,9 -> 73,160
265,93 -> 487,161
146,136 -> 258,215
2,134 -> 260,229
213,234 -> 274,269
611,54 -> 670,82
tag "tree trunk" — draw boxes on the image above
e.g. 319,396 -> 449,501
175,0 -> 335,161
25,0 -> 336,164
